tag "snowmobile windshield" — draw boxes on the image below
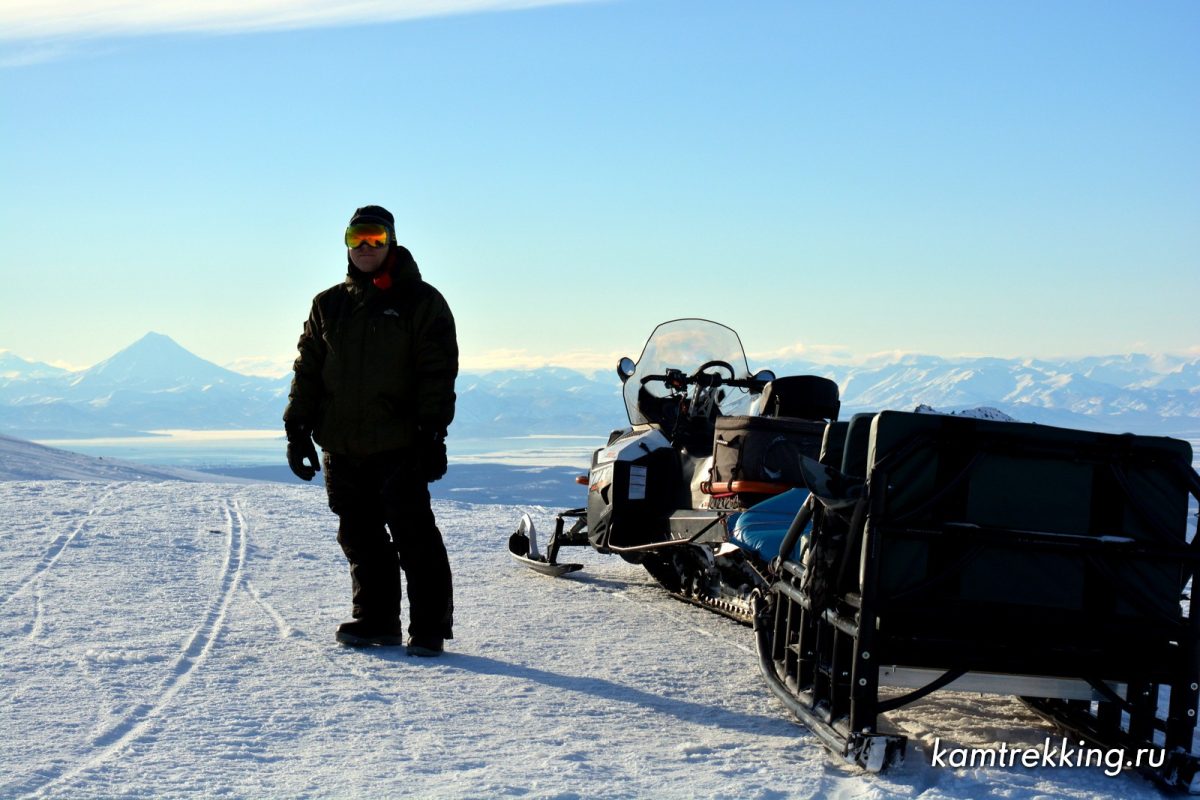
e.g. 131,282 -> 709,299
622,318 -> 754,426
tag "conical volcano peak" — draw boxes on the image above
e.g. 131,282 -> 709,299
71,332 -> 246,392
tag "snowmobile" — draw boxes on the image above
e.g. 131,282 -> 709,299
508,318 -> 840,622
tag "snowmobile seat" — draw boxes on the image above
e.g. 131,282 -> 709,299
759,376 -> 840,422
722,421 -> 853,593
729,488 -> 810,563
758,409 -> 1200,785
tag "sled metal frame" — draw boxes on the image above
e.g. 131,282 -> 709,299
756,411 -> 1200,789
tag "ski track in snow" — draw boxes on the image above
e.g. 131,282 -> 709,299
243,579 -> 295,640
20,497 -> 248,798
0,480 -> 1191,799
1,482 -> 127,609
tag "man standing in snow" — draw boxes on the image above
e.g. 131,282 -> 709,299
283,205 -> 458,657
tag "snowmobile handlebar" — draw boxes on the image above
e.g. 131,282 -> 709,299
638,364 -> 771,394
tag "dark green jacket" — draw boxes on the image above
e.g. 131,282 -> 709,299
283,246 -> 458,456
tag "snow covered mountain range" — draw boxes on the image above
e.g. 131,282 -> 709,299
1,332 -> 1197,440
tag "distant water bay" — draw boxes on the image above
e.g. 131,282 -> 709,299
35,430 -> 606,469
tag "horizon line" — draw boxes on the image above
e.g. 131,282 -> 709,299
6,338 -> 1200,380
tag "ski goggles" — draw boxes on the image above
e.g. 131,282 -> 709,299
345,223 -> 390,249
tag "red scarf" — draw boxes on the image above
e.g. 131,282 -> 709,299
371,250 -> 397,290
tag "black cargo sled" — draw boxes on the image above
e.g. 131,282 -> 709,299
756,410 -> 1200,790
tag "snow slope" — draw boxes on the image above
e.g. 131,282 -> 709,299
0,433 -> 252,483
1,479 -> 1189,799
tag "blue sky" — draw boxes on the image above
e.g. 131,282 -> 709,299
1,0 -> 1197,375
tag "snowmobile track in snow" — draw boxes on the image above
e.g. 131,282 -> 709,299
1,483 -> 127,610
21,496 -> 247,799
540,561 -> 757,657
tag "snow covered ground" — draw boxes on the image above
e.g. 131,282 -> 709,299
1,478 -> 1190,799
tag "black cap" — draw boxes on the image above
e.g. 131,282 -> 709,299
349,205 -> 395,228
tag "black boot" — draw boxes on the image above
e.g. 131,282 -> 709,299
406,636 -> 444,657
336,619 -> 404,647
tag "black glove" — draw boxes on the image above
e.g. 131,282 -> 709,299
419,427 -> 448,483
285,424 -> 320,481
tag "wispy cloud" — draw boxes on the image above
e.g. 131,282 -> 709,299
0,40 -> 79,66
0,0 -> 597,41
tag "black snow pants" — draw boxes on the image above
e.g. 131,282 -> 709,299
323,450 -> 454,640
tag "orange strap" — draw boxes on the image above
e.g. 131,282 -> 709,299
702,480 -> 795,496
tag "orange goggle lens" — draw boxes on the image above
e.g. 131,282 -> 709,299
345,223 -> 390,249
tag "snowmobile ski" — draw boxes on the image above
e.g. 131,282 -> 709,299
508,512 -> 584,577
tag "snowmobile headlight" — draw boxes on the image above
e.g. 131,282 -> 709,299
345,223 -> 390,249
